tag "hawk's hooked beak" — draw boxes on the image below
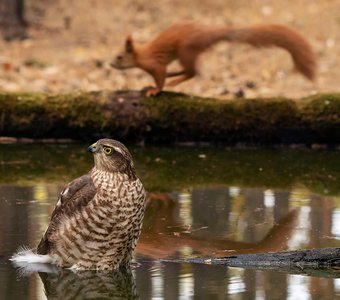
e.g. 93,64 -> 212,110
87,143 -> 98,153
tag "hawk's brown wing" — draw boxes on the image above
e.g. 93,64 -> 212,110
37,172 -> 97,255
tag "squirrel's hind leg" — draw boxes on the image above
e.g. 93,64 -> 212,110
166,49 -> 198,86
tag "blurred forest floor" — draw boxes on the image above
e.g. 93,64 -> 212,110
0,0 -> 339,99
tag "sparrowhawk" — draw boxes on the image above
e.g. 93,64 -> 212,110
12,139 -> 146,270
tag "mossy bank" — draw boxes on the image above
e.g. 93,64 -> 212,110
1,91 -> 339,145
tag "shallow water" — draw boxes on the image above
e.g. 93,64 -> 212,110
1,143 -> 340,299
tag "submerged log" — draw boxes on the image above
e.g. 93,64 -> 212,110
177,247 -> 340,277
1,90 -> 340,145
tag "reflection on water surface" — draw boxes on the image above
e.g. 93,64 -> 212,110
1,144 -> 340,299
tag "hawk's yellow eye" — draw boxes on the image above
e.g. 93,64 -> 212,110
103,147 -> 113,155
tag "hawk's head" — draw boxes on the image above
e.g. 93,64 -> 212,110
87,139 -> 135,176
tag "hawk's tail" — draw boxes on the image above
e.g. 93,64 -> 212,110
10,246 -> 53,264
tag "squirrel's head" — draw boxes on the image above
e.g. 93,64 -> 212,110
111,35 -> 138,69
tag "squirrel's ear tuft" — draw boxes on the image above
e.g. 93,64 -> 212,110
125,35 -> 134,53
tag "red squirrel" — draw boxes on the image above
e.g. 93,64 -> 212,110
111,21 -> 317,97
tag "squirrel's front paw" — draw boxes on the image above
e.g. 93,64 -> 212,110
143,87 -> 161,97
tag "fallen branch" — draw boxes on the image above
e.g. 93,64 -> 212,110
1,90 -> 340,145
176,247 -> 340,277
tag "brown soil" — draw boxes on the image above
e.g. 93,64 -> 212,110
0,0 -> 339,99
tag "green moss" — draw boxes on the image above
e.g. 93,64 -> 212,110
1,91 -> 340,144
303,94 -> 340,123
300,94 -> 340,143
0,92 -> 107,137
144,93 -> 302,143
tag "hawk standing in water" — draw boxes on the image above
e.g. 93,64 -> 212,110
12,139 -> 146,270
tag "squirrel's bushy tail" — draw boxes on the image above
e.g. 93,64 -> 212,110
225,24 -> 316,80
